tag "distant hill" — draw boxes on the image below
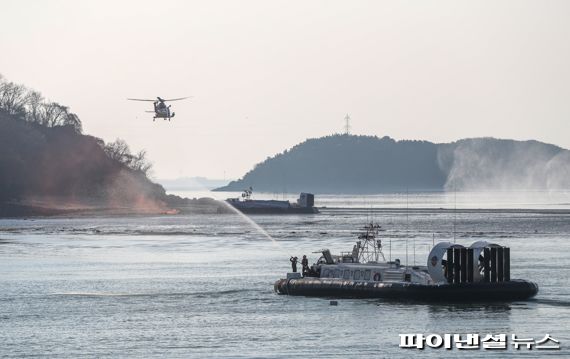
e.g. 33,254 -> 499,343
215,134 -> 570,193
159,177 -> 230,191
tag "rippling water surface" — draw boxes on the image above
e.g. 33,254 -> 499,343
1,193 -> 570,358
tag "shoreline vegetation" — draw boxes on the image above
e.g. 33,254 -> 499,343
0,75 -> 232,217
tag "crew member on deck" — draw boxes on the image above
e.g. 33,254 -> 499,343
290,256 -> 298,272
301,255 -> 309,276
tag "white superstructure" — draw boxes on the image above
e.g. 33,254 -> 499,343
307,223 -> 511,286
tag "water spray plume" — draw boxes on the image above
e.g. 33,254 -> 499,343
186,182 -> 288,254
219,199 -> 286,251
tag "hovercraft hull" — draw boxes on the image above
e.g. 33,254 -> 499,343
231,205 -> 319,214
274,278 -> 538,302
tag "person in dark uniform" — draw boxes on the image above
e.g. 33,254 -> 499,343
290,256 -> 298,272
301,255 -> 309,276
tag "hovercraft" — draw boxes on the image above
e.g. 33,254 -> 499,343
274,224 -> 538,302
226,188 -> 319,214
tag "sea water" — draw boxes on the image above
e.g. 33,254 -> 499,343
1,193 -> 569,358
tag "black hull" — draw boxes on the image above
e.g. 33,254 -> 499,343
274,278 -> 538,302
231,207 -> 319,214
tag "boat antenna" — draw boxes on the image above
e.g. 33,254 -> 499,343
406,187 -> 409,267
410,189 -> 415,265
366,196 -> 369,224
454,184 -> 457,244
413,236 -> 416,266
388,205 -> 392,262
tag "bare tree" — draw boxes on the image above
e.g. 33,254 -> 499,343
104,139 -> 133,164
63,112 -> 82,133
25,90 -> 44,124
0,75 -> 83,133
0,81 -> 27,117
104,139 -> 153,174
131,150 -> 152,174
38,102 -> 69,127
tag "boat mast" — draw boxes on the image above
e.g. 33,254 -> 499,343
406,188 -> 409,267
454,185 -> 457,244
357,223 -> 385,263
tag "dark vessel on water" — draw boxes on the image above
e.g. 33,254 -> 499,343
275,223 -> 538,302
227,188 -> 319,214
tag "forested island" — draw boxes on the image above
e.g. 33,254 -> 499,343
216,134 -> 570,193
0,76 -> 225,216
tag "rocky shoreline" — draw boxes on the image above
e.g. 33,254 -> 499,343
0,196 -> 233,218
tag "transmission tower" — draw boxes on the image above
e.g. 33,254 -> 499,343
344,113 -> 351,135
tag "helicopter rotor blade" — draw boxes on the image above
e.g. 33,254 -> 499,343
127,98 -> 156,102
161,96 -> 192,102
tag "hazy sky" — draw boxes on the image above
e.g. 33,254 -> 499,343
1,0 -> 569,180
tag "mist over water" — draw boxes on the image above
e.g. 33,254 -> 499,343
439,138 -> 570,191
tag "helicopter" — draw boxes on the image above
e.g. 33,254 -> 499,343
127,96 -> 190,121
